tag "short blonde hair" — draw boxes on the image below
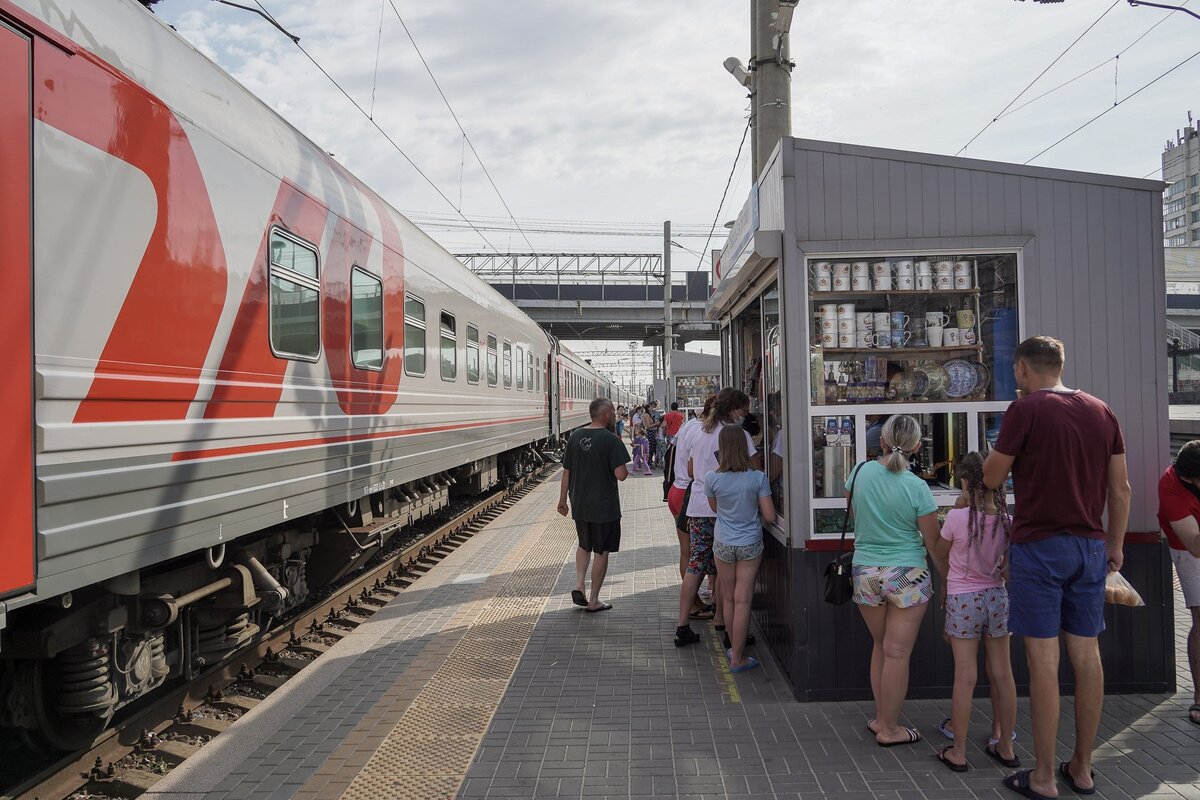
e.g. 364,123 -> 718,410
717,425 -> 752,472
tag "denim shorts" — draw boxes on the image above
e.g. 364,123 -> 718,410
713,539 -> 764,563
1009,534 -> 1107,638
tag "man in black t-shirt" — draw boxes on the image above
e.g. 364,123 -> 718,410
557,398 -> 629,612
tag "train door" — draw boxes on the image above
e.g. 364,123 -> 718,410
0,22 -> 35,597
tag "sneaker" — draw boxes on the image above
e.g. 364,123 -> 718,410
674,625 -> 700,647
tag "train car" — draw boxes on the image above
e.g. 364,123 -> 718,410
0,0 -> 608,750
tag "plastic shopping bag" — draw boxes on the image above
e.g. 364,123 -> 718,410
1104,571 -> 1145,607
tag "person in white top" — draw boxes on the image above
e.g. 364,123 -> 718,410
667,394 -> 718,617
673,388 -> 761,648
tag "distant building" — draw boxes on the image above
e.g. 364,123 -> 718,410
1163,115 -> 1200,248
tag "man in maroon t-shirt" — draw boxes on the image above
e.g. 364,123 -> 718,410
983,336 -> 1130,800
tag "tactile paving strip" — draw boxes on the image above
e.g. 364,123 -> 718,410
339,508 -> 576,800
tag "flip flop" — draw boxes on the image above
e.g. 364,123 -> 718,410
985,743 -> 1021,769
729,656 -> 759,673
1189,704 -> 1200,726
570,589 -> 587,607
1003,770 -> 1055,800
584,602 -> 613,613
877,726 -> 922,748
1058,761 -> 1096,795
935,746 -> 969,773
689,606 -> 715,619
937,717 -> 954,740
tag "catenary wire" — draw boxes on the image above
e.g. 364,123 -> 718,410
388,0 -> 536,252
252,1 -> 503,253
696,119 -> 751,274
956,0 -> 1120,155
1025,47 -> 1200,163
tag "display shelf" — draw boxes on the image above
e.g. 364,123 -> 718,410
812,289 -> 980,300
819,345 -> 982,356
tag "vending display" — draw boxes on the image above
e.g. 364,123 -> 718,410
674,374 -> 720,412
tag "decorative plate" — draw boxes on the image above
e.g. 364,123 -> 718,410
943,359 -> 978,398
888,371 -> 915,401
973,362 -> 991,397
921,362 -> 950,399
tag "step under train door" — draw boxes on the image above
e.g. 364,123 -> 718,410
0,22 -> 35,598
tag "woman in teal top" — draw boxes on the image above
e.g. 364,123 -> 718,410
845,415 -> 948,748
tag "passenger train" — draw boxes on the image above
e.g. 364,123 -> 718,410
0,0 -> 631,749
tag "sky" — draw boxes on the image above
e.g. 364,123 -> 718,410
156,0 -> 1198,390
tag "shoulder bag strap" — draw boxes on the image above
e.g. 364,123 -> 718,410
837,462 -> 864,553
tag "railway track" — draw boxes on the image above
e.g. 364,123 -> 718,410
5,468 -> 552,800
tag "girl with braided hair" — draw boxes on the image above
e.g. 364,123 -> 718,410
931,452 -> 1018,773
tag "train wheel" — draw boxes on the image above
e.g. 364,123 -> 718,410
19,649 -> 115,752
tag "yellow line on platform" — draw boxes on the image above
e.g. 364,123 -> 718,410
708,628 -> 741,703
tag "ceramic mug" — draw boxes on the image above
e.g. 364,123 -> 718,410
874,331 -> 892,349
820,304 -> 838,319
873,276 -> 894,291
837,303 -> 856,318
962,327 -> 977,345
852,261 -> 871,278
856,334 -> 875,349
813,261 -> 833,278
871,261 -> 891,278
890,311 -> 910,330
837,317 -> 855,334
832,262 -> 851,277
821,331 -> 837,348
954,274 -> 972,289
895,260 -> 915,277
927,326 -> 944,347
944,327 -> 962,346
936,274 -> 954,290
925,311 -> 950,328
897,275 -> 915,291
872,312 -> 891,332
890,329 -> 912,348
916,274 -> 932,291
815,275 -> 832,292
820,317 -> 836,333
935,261 -> 954,276
833,275 -> 851,291
916,260 -> 932,275
855,312 -> 875,330
838,332 -> 855,348
954,260 -> 971,276
852,275 -> 871,291
956,309 -> 976,329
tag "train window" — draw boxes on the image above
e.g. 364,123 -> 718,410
268,229 -> 321,361
466,324 -> 480,384
528,352 -> 534,392
487,334 -> 498,386
516,346 -> 525,389
503,342 -> 513,389
440,311 -> 457,381
404,293 -> 426,376
350,268 -> 383,370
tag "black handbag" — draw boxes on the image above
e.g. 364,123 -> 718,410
823,463 -> 862,605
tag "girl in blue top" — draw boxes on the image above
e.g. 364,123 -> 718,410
846,415 -> 949,747
705,425 -> 775,672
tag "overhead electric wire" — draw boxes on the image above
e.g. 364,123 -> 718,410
251,1 -> 503,253
956,0 -> 1120,155
1025,47 -> 1200,163
696,119 -> 752,273
388,0 -> 536,252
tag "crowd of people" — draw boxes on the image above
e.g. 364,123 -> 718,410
555,335 -> 1200,800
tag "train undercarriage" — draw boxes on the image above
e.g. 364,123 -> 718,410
0,444 -> 553,752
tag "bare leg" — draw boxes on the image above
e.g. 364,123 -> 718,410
575,547 -> 590,596
711,569 -> 724,627
1063,633 -> 1103,793
1023,636 -> 1061,798
676,527 -> 689,579
587,552 -> 609,609
983,635 -> 1018,761
1190,608 -> 1200,721
715,556 -> 735,650
728,556 -> 761,667
872,602 -> 928,743
676,571 -> 705,628
945,636 -> 979,767
857,602 -> 888,726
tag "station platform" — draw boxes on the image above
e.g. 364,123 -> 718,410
146,471 -> 1200,800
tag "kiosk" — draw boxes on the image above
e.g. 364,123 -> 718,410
709,138 -> 1171,700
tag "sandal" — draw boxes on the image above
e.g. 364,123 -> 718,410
729,655 -> 759,673
1189,703 -> 1200,726
877,726 -> 921,747
584,602 -> 613,613
570,589 -> 587,607
689,606 -> 715,620
1003,770 -> 1055,800
935,746 -> 968,773
985,743 -> 1021,769
1058,761 -> 1096,795
674,626 -> 700,647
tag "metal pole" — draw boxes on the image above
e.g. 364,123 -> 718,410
663,220 -> 673,406
751,0 -> 793,182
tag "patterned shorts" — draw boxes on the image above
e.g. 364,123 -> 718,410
713,539 -> 764,563
944,587 -> 1010,639
686,517 -> 717,575
852,565 -> 933,609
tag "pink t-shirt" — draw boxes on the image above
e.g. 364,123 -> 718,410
939,507 -> 1010,595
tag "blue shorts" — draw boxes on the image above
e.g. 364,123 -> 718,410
1009,534 -> 1107,638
